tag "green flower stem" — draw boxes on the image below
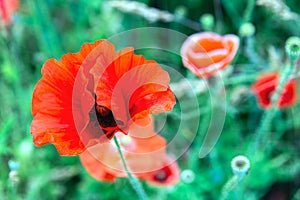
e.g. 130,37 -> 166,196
224,73 -> 258,85
221,0 -> 242,29
243,0 -> 256,23
174,16 -> 202,31
245,37 -> 268,69
252,61 -> 294,153
220,175 -> 243,200
113,136 -> 148,200
28,0 -> 63,58
214,0 -> 223,33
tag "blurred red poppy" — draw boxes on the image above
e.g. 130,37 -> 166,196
0,0 -> 18,25
80,118 -> 180,186
180,32 -> 239,78
31,40 -> 176,156
139,155 -> 180,187
251,73 -> 297,109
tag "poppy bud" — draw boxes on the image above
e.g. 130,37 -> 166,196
231,155 -> 250,177
120,135 -> 132,146
174,6 -> 187,18
200,13 -> 214,31
239,22 -> 255,37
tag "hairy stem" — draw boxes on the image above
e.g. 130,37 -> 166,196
220,175 -> 242,200
251,61 -> 294,153
113,136 -> 148,200
243,0 -> 256,23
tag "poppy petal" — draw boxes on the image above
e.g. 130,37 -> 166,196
31,39 -> 176,156
88,44 -> 176,128
251,73 -> 297,109
80,149 -> 117,182
31,41 -> 105,155
139,156 -> 180,187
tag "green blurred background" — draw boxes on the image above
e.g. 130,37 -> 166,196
1,0 -> 300,199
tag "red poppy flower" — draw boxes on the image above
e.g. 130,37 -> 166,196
180,32 -> 239,78
0,0 -> 18,25
31,40 -> 176,156
139,156 -> 180,187
251,73 -> 297,109
79,118 -> 180,186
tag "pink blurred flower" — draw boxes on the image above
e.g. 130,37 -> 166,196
0,0 -> 19,25
80,117 -> 180,187
181,32 -> 239,78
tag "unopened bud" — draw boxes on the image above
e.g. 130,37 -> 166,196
239,23 -> 255,37
174,6 -> 187,18
200,14 -> 214,31
121,135 -> 132,146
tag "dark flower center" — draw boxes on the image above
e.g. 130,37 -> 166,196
90,95 -> 125,139
235,160 -> 246,168
93,103 -> 125,139
154,170 -> 168,182
95,105 -> 118,128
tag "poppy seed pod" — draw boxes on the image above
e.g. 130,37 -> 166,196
231,155 -> 250,177
285,36 -> 300,61
180,169 -> 195,183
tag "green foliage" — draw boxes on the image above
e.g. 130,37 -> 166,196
1,0 -> 300,199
